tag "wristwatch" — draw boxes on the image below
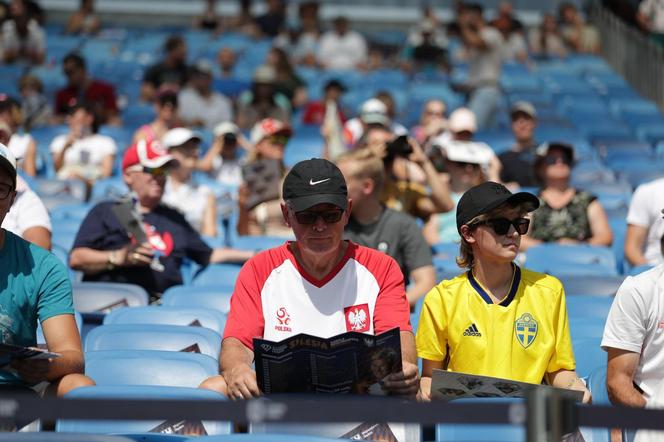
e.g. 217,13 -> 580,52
106,251 -> 117,271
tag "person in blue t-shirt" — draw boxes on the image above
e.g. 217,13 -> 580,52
69,139 -> 254,299
0,143 -> 93,397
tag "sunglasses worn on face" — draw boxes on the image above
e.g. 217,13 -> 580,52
268,135 -> 289,146
294,209 -> 344,225
448,160 -> 479,169
142,166 -> 169,177
544,155 -> 571,166
475,217 -> 530,235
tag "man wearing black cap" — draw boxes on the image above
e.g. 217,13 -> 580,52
201,158 -> 418,399
416,181 -> 590,402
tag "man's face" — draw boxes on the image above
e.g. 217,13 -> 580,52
63,61 -> 86,87
282,202 -> 351,255
422,101 -> 445,125
218,48 -> 236,72
0,168 -> 15,226
124,166 -> 168,208
511,113 -> 536,143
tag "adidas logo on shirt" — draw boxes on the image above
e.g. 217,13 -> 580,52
463,323 -> 482,337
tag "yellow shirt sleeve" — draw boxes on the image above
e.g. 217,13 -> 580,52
416,284 -> 449,362
545,285 -> 576,374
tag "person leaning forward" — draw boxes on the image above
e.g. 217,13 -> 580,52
200,158 -> 419,399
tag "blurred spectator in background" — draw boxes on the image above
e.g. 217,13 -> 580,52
522,142 -> 612,250
302,79 -> 346,126
407,6 -> 447,51
178,60 -> 233,131
266,47 -> 307,108
236,65 -> 291,130
217,47 -> 237,79
636,0 -> 664,45
345,98 -> 406,147
2,0 -> 44,64
237,118 -> 292,237
558,2 -> 600,54
624,177 -> 664,267
491,2 -> 528,63
317,16 -> 368,70
423,140 -> 492,245
18,74 -> 51,130
376,91 -> 407,133
3,175 -> 51,250
198,122 -> 246,187
498,101 -> 539,189
65,0 -> 100,35
255,0 -> 285,38
223,0 -> 256,35
0,95 -> 37,177
55,52 -> 119,126
410,99 -> 447,148
194,0 -> 220,32
50,103 -> 117,186
338,149 -> 436,306
457,3 -> 503,130
141,35 -> 189,102
69,140 -> 253,300
529,13 -> 568,58
161,128 -> 217,237
409,19 -> 448,71
133,89 -> 181,144
291,1 -> 321,65
0,3 -> 9,23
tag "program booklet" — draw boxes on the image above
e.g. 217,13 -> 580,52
431,369 -> 584,402
254,327 -> 402,394
0,342 -> 60,367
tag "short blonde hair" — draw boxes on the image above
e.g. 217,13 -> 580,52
336,149 -> 385,195
456,201 -> 533,269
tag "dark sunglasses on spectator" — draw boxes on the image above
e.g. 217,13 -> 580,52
448,160 -> 479,169
268,135 -> 289,146
425,109 -> 444,116
474,217 -> 530,235
0,183 -> 12,199
294,208 -> 344,225
142,165 -> 170,177
544,155 -> 572,166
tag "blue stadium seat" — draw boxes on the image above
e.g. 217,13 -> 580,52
50,202 -> 93,222
231,235 -> 289,251
569,317 -> 607,341
72,282 -> 149,314
202,435 -> 354,442
52,223 -> 83,251
0,434 -> 134,441
162,285 -> 233,315
84,324 -> 222,359
90,176 -> 128,202
435,398 -> 524,441
587,365 -> 609,405
104,306 -> 227,335
558,275 -> 625,297
85,350 -> 218,387
573,336 -> 605,378
57,385 -> 231,436
525,245 -> 618,277
567,295 -> 613,320
192,263 -> 242,288
629,264 -> 655,276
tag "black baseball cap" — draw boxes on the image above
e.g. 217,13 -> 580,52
456,181 -> 539,234
283,158 -> 348,212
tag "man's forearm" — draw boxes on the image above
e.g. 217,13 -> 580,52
47,349 -> 85,381
220,337 -> 254,374
608,376 -> 647,408
422,160 -> 453,212
399,331 -> 417,365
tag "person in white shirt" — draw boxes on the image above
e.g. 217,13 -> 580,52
198,121 -> 245,188
178,60 -> 233,131
2,174 -> 51,250
50,103 -> 117,184
625,178 -> 664,267
0,96 -> 37,177
2,0 -> 45,64
317,16 -> 368,71
161,128 -> 217,237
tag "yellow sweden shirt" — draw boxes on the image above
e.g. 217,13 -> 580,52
416,265 -> 575,384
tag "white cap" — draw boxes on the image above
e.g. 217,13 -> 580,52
448,108 -> 477,134
162,128 -> 202,150
0,143 -> 16,187
213,121 -> 240,138
360,98 -> 390,125
442,140 -> 493,167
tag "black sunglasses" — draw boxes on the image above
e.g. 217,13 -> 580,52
544,155 -> 572,166
294,208 -> 344,225
474,217 -> 530,235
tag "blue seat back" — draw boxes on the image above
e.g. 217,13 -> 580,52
567,295 -> 613,320
72,282 -> 149,314
103,306 -> 227,335
525,245 -> 618,277
558,275 -> 625,297
572,337 -> 606,378
85,350 -> 219,387
161,286 -> 233,315
84,324 -> 222,359
192,264 -> 242,288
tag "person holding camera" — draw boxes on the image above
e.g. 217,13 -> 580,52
198,122 -> 248,188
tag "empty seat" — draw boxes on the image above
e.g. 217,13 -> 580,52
57,385 -> 231,436
567,295 -> 614,320
525,245 -> 618,277
72,282 -> 149,314
84,324 -> 222,359
161,285 -> 233,315
192,264 -> 242,288
85,350 -> 218,387
572,336 -> 605,378
0,434 -> 134,441
103,306 -> 227,335
558,275 -> 625,297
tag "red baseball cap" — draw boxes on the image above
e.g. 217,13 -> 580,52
122,139 -> 177,171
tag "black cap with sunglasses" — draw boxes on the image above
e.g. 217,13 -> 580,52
456,181 -> 539,234
283,158 -> 348,213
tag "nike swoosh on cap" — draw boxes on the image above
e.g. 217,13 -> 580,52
309,178 -> 331,185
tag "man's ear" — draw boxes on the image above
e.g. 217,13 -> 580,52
280,203 -> 291,227
362,178 -> 375,197
460,224 -> 476,244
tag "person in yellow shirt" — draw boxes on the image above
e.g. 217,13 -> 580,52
416,181 -> 591,403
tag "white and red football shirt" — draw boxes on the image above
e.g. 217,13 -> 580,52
223,241 -> 412,350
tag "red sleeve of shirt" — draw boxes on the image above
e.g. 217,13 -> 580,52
90,81 -> 118,113
354,244 -> 412,334
223,246 -> 288,350
54,89 -> 71,114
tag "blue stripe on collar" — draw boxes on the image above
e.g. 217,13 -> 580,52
467,264 -> 521,307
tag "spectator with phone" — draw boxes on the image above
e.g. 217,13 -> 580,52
237,118 -> 293,237
69,139 -> 254,300
198,122 -> 246,188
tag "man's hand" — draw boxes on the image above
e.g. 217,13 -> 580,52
381,361 -> 419,397
10,358 -> 51,384
417,376 -> 432,402
116,242 -> 154,267
224,363 -> 261,400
